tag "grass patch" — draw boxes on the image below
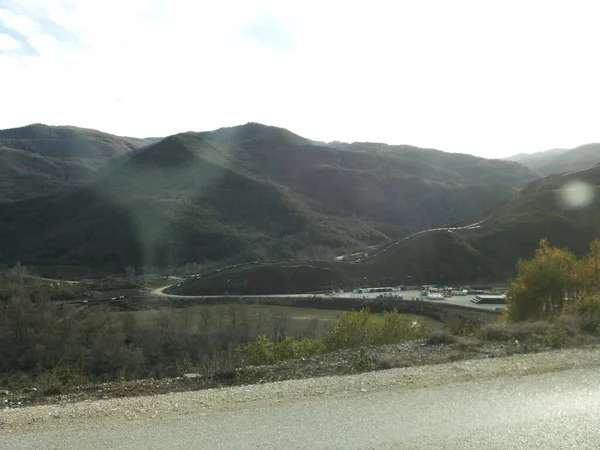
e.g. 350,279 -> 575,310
237,308 -> 427,366
480,320 -> 574,351
238,335 -> 326,366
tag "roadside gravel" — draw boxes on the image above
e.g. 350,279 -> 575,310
3,346 -> 600,435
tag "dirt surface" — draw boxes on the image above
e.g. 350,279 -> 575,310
0,337 -> 583,410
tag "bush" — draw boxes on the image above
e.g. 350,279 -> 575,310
445,318 -> 481,336
238,309 -> 422,366
323,309 -> 378,351
36,370 -> 62,396
426,329 -> 456,345
53,365 -> 85,387
531,328 -> 568,349
237,335 -> 277,365
351,349 -> 375,372
482,321 -> 569,351
377,310 -> 420,344
237,335 -> 325,366
554,314 -> 582,337
323,308 -> 422,351
567,296 -> 600,332
274,337 -> 325,361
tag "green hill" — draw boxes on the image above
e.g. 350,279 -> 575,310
198,124 -> 537,234
0,124 -> 152,201
0,133 -> 386,269
173,164 -> 600,294
0,123 -> 539,271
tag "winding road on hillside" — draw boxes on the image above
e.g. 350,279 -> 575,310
156,215 -> 493,298
361,215 -> 491,262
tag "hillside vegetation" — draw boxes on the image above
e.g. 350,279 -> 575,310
0,122 -> 538,270
0,124 -> 152,201
175,164 -> 600,294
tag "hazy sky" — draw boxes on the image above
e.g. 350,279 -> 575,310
1,0 -> 599,158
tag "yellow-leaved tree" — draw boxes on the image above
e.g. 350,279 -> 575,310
505,238 -> 584,321
582,239 -> 600,294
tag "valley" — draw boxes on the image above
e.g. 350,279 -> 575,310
2,121 -> 600,419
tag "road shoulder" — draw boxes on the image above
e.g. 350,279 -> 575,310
2,346 -> 600,435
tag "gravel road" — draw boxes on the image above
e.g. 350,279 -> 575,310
2,347 -> 600,443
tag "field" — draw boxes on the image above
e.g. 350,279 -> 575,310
116,304 -> 442,339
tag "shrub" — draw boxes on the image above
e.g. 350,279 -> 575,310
323,309 -> 378,351
53,365 -> 85,387
480,321 -> 552,341
323,308 -> 422,351
36,370 -> 62,396
483,321 -> 569,351
426,329 -> 456,345
237,335 -> 325,366
533,328 -> 568,349
292,338 -> 326,358
377,309 -> 420,344
351,349 -> 375,372
567,295 -> 600,332
554,314 -> 582,337
274,337 -> 325,361
238,335 -> 276,365
445,317 -> 481,336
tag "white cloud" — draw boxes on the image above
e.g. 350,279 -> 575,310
1,0 -> 600,158
0,33 -> 20,51
0,8 -> 37,36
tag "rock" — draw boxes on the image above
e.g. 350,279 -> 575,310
0,390 -> 9,396
183,373 -> 201,379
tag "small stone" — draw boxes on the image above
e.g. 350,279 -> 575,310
183,373 -> 201,379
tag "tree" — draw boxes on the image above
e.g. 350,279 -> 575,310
270,311 -> 289,341
506,238 -> 582,321
582,239 -> 600,293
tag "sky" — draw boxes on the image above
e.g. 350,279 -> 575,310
1,0 -> 600,158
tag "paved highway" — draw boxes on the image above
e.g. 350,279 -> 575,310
4,364 -> 600,449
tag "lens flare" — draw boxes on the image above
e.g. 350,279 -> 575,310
558,180 -> 594,209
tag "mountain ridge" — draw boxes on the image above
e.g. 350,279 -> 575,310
0,122 -> 539,271
506,144 -> 600,176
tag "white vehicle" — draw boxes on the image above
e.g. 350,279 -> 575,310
425,292 -> 445,300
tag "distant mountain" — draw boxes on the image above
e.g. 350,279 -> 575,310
174,164 -> 600,295
198,124 -> 537,233
506,144 -> 600,176
0,124 -> 154,201
0,122 -> 539,270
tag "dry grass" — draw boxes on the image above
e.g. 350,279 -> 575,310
35,371 -> 62,396
480,321 -> 553,341
426,329 -> 457,345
